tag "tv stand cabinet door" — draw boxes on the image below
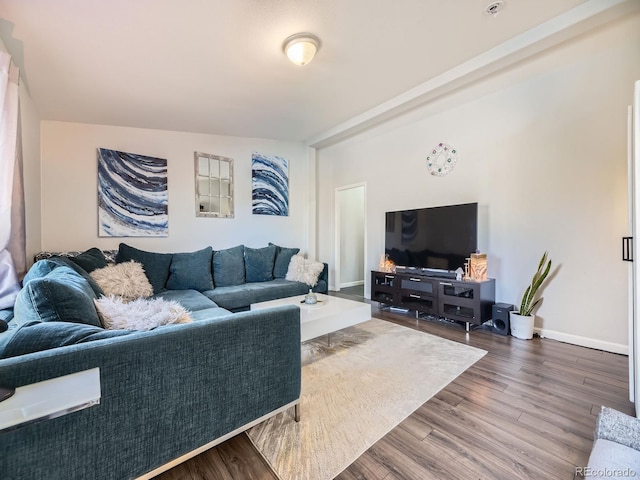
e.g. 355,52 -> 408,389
370,271 -> 398,305
397,275 -> 438,315
437,279 -> 495,324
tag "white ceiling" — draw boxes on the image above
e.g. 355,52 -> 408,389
0,0 -> 629,144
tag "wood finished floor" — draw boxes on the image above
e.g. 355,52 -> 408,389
155,295 -> 634,480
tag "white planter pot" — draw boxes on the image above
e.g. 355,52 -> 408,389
510,312 -> 535,340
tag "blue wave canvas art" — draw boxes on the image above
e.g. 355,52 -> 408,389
252,152 -> 289,216
98,148 -> 168,237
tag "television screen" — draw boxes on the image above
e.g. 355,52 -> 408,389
385,202 -> 478,272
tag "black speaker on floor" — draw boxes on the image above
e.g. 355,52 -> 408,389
492,303 -> 514,336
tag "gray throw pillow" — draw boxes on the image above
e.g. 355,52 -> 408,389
166,247 -> 214,291
245,245 -> 277,283
269,243 -> 300,279
212,245 -> 245,287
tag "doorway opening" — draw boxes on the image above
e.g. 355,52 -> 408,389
335,183 -> 366,297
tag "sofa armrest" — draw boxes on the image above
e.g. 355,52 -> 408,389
595,406 -> 640,451
0,305 -> 301,480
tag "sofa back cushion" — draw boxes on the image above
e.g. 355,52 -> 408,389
166,247 -> 214,291
68,247 -> 109,273
24,257 -> 105,297
212,245 -> 245,287
116,243 -> 173,294
245,245 -> 276,282
0,321 -> 131,359
14,266 -> 102,327
269,243 -> 300,279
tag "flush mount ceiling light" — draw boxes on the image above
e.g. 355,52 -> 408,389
283,33 -> 320,66
485,1 -> 505,17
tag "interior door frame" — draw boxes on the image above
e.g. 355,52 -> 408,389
334,182 -> 367,292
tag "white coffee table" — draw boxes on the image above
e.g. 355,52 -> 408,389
250,293 -> 371,343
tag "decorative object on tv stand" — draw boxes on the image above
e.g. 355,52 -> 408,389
469,252 -> 487,281
97,148 -> 168,237
378,253 -> 396,273
510,252 -> 553,340
426,142 -> 458,176
463,258 -> 470,280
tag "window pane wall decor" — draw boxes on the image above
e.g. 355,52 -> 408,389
194,152 -> 234,218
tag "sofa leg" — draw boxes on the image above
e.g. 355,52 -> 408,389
294,403 -> 300,422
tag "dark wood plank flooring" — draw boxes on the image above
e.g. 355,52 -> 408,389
156,298 -> 634,480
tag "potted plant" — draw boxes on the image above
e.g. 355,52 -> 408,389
510,252 -> 552,339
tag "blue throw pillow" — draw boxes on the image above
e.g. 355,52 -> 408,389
269,243 -> 300,279
14,266 -> 102,327
116,243 -> 173,294
245,245 -> 277,283
166,247 -> 214,291
212,245 -> 245,287
0,321 -> 132,359
69,247 -> 109,273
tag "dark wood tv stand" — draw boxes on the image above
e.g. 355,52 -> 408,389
371,270 -> 495,330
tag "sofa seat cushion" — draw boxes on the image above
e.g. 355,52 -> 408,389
14,266 -> 102,327
154,289 -> 220,312
0,320 -> 132,359
203,279 -> 310,310
189,307 -> 234,322
587,438 -> 640,479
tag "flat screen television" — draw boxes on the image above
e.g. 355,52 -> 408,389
385,202 -> 478,272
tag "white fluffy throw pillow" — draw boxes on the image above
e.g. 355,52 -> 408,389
90,261 -> 153,301
285,254 -> 324,287
94,296 -> 192,331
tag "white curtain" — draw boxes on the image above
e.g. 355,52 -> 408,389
0,51 -> 24,310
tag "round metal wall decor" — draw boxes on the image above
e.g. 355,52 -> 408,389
426,143 -> 458,176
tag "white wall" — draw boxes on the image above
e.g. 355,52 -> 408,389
40,121 -> 309,254
317,14 -> 640,353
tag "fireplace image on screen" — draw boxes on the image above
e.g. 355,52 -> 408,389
385,202 -> 478,274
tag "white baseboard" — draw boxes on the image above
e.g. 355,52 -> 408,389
535,327 -> 628,355
339,280 -> 365,289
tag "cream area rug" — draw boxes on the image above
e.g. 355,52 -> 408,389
247,318 -> 487,480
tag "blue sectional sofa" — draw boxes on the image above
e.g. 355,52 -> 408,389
0,243 -> 328,479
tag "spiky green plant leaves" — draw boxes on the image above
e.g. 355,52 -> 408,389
519,252 -> 552,316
